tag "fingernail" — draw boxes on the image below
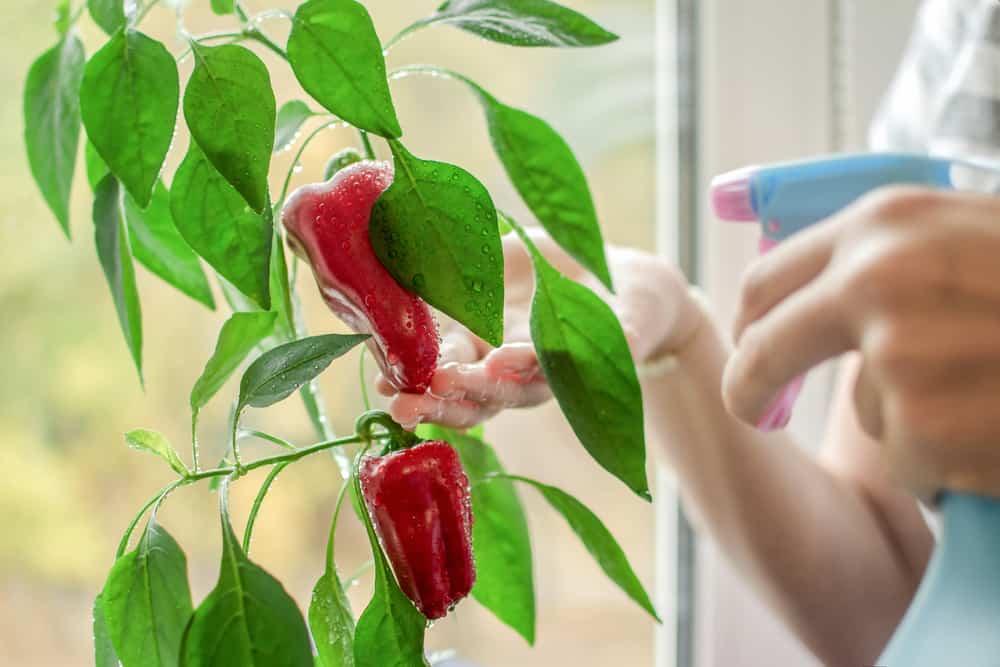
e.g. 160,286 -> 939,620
756,384 -> 798,431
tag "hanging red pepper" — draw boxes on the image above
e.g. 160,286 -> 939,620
359,440 -> 476,619
282,161 -> 439,393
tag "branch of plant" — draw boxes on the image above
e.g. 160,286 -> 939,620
277,119 -> 350,208
115,432 -> 387,558
243,461 -> 290,554
382,17 -> 439,54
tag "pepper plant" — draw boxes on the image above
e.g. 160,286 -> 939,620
24,0 -> 659,664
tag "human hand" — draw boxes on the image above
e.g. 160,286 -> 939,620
724,187 -> 1000,495
378,226 -> 703,429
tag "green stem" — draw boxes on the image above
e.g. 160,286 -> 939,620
389,64 -> 481,93
239,429 -> 296,451
244,28 -> 288,61
382,17 -> 438,53
115,478 -> 185,559
190,411 -> 201,472
230,406 -> 243,469
69,2 -> 85,25
243,462 -> 290,554
359,130 -> 376,160
325,476 -> 352,567
359,348 -> 372,411
277,120 -> 347,208
184,433 -> 376,484
342,559 -> 375,591
135,0 -> 160,24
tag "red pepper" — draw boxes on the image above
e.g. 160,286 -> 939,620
282,161 -> 439,393
359,441 -> 476,619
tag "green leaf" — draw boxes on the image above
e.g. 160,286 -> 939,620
311,572 -> 354,667
180,492 -> 313,666
504,475 -> 659,621
81,29 -> 179,207
86,140 -> 111,190
514,224 -> 648,498
123,181 -> 216,308
211,0 -> 235,14
418,425 -> 535,643
269,230 -> 296,340
23,35 -> 85,237
190,311 -> 278,413
288,0 -> 402,139
432,0 -> 618,47
125,428 -> 190,476
370,141 -> 504,346
171,143 -> 273,309
238,334 -> 369,410
93,176 -> 143,382
184,43 -> 275,212
103,518 -> 195,667
274,100 -> 314,153
353,475 -> 426,667
93,595 -> 119,667
478,91 -> 612,289
88,0 -> 126,35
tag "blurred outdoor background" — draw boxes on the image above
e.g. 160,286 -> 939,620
0,0 -> 657,664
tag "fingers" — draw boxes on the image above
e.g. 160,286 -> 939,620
389,392 -> 491,430
724,281 -> 855,424
732,217 -> 842,340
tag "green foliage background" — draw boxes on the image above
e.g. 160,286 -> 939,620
1,1 -> 655,664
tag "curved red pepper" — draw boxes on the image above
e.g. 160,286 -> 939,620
282,161 -> 439,393
359,441 -> 476,619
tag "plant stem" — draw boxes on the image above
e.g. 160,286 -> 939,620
185,433 -> 377,484
239,429 -> 296,451
115,478 -> 186,559
382,17 -> 438,54
359,131 -> 376,160
190,411 -> 201,472
135,0 -> 160,25
277,120 -> 347,208
359,348 -> 372,411
244,28 -> 288,61
243,461 -> 290,554
342,559 -> 375,590
230,406 -> 243,469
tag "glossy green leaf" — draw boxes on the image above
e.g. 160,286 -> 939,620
432,0 -> 618,47
353,475 -> 426,667
288,0 -> 402,138
88,0 -> 126,35
23,35 -> 85,236
125,428 -> 190,476
370,141 -> 504,346
93,595 -> 119,667
310,494 -> 355,667
513,223 -> 648,499
238,334 -> 369,410
103,518 -> 195,667
478,90 -> 612,289
171,143 -> 273,309
211,0 -> 235,14
123,181 -> 216,308
419,425 -> 535,643
504,475 -> 659,621
93,176 -> 143,382
180,489 -> 312,667
190,311 -> 277,412
81,29 -> 179,207
311,572 -> 355,667
274,100 -> 313,153
184,43 -> 275,212
86,140 -> 110,190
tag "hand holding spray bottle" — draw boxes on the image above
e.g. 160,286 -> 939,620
711,152 -> 1000,667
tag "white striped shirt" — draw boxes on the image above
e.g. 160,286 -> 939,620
872,0 -> 1000,169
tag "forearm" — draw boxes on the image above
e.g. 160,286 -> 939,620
644,312 -> 929,665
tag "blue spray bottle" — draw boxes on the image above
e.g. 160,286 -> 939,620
711,153 -> 1000,667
